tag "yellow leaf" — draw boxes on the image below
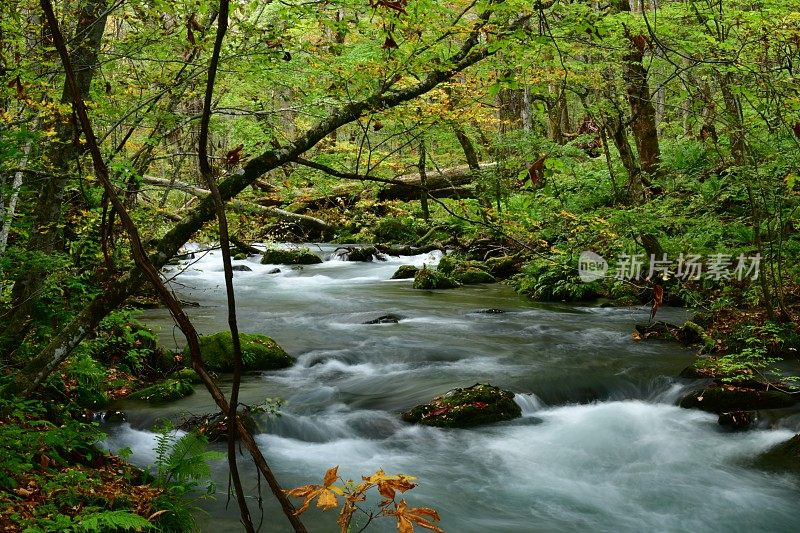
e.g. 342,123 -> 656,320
323,465 -> 339,487
316,488 -> 339,510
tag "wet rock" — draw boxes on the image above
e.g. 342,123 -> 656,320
756,433 -> 800,473
188,332 -> 294,372
679,385 -> 795,413
473,309 -> 505,314
231,264 -> 252,271
718,411 -> 756,430
391,265 -> 419,279
266,268 -> 281,274
99,410 -> 127,423
334,246 -> 385,262
401,383 -> 522,428
413,267 -> 460,290
363,314 -> 403,324
233,252 -> 248,261
128,379 -> 194,403
260,247 -> 322,265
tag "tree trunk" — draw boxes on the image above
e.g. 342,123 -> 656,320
621,27 -> 661,177
2,0 -> 109,351
417,139 -> 429,220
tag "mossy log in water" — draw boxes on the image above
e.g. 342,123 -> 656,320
178,409 -> 258,442
391,265 -> 419,279
679,385 -> 796,413
260,247 -> 322,265
187,332 -> 294,372
413,267 -> 460,289
128,379 -> 194,403
402,383 -> 522,428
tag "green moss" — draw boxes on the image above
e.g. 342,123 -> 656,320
436,255 -> 455,275
172,368 -> 202,384
454,267 -> 496,284
260,247 -> 322,265
189,332 -> 294,372
373,217 -> 419,243
391,265 -> 419,279
233,253 -> 248,260
413,267 -> 460,289
402,384 -> 521,428
129,379 -> 194,403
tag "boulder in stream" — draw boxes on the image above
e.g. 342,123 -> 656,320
260,247 -> 322,265
188,332 -> 294,372
391,265 -> 419,279
231,264 -> 252,271
756,433 -> 800,473
401,383 -> 522,428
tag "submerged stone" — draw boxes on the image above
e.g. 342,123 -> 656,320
363,314 -> 403,324
391,265 -> 419,279
260,247 -> 322,265
187,332 -> 294,372
401,383 -> 522,428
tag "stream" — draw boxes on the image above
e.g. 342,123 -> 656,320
103,244 -> 800,532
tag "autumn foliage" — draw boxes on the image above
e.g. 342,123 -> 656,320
286,466 -> 444,533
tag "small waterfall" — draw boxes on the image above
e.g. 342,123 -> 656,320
515,392 -> 545,416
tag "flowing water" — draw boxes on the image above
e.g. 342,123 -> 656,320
103,244 -> 800,532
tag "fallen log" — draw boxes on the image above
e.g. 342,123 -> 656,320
141,175 -> 331,233
377,162 -> 496,201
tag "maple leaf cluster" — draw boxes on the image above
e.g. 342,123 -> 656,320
286,465 -> 444,533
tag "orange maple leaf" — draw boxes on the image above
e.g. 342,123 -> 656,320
391,499 -> 444,533
286,465 -> 342,514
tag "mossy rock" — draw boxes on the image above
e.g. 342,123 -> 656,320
756,434 -> 800,473
401,383 -> 522,428
454,267 -> 496,285
129,379 -> 194,403
391,265 -> 419,279
413,267 -> 460,290
233,252 -> 248,260
679,386 -> 796,413
260,247 -> 322,265
189,332 -> 294,372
